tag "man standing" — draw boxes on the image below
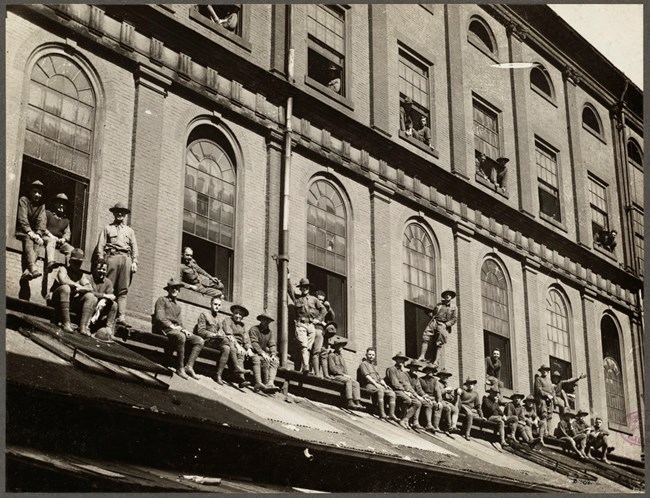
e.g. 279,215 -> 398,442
385,352 -> 422,430
288,277 -> 326,374
16,180 -> 47,281
48,248 -> 95,336
534,364 -> 554,439
418,290 -> 457,367
458,377 -> 484,441
223,304 -> 265,392
152,278 -> 204,380
481,386 -> 508,448
43,193 -> 73,271
88,258 -> 117,340
358,347 -> 398,421
311,290 -> 335,377
328,335 -> 363,410
96,202 -> 138,326
249,312 -> 281,393
180,247 -> 224,297
194,296 -> 234,385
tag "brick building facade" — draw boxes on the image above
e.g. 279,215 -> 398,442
5,4 -> 644,458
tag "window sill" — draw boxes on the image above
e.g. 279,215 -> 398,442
398,131 -> 439,158
531,84 -> 558,108
189,10 -> 252,52
582,123 -> 607,145
593,242 -> 618,262
304,75 -> 355,111
608,422 -> 633,436
475,173 -> 509,199
539,212 -> 567,233
467,36 -> 499,64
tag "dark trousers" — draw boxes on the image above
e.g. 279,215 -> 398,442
106,253 -> 132,317
154,325 -> 204,369
19,235 -> 39,272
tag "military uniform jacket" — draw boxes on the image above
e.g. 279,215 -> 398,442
534,375 -> 554,400
328,351 -> 348,377
223,317 -> 251,348
180,259 -> 213,285
249,325 -> 277,356
153,295 -> 184,329
358,359 -> 381,385
96,222 -> 139,263
294,294 -> 326,322
195,311 -> 224,339
424,302 -> 457,332
385,366 -> 415,394
16,196 -> 46,235
45,210 -> 71,239
89,275 -> 114,299
459,389 -> 483,416
408,374 -> 426,396
481,396 -> 503,418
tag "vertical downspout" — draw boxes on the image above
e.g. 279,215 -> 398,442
278,5 -> 294,367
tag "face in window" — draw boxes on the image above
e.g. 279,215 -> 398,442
182,248 -> 194,264
29,187 -> 43,204
492,349 -> 500,360
420,116 -> 428,129
53,200 -> 67,216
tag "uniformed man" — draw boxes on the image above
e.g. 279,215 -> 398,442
485,349 -> 504,388
458,377 -> 484,441
328,335 -> 363,410
311,290 -> 335,377
522,395 -> 545,447
152,278 -> 204,380
572,409 -> 592,456
16,179 -> 47,281
288,277 -> 326,374
586,416 -> 614,462
405,360 -> 431,430
552,370 -> 587,416
419,364 -> 443,432
533,364 -> 554,439
194,296 -> 235,385
48,248 -> 95,335
88,258 -> 117,341
504,393 -> 531,444
223,304 -> 265,392
358,347 -> 398,421
96,202 -> 139,325
385,352 -> 422,430
320,320 -> 338,379
44,193 -> 74,271
481,386 -> 508,448
249,312 -> 281,393
180,247 -> 224,298
554,409 -> 587,459
438,369 -> 460,434
418,290 -> 457,367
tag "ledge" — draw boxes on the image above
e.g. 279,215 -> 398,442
539,212 -> 567,233
398,130 -> 440,159
475,173 -> 509,199
304,75 -> 355,111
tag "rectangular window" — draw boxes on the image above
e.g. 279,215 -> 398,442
483,332 -> 512,389
195,4 -> 242,36
629,163 -> 644,209
307,263 -> 347,338
404,301 -> 431,360
473,99 -> 500,160
588,174 -> 609,240
536,141 -> 561,222
632,207 -> 644,275
307,4 -> 346,96
398,49 -> 431,130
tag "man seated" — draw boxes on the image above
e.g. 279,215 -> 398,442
88,258 -> 117,341
328,335 -> 363,410
552,371 -> 587,416
522,395 -> 544,446
405,360 -> 431,430
152,278 -> 204,380
320,320 -> 338,379
554,409 -> 588,459
385,352 -> 422,430
481,386 -> 508,448
572,409 -> 593,456
205,5 -> 239,32
180,247 -> 224,297
194,295 -> 236,385
399,97 -> 414,132
249,312 -> 281,393
419,364 -> 444,432
16,180 -> 47,281
438,369 -> 460,434
44,193 -> 74,271
586,416 -> 614,463
504,393 -> 534,445
485,349 -> 503,388
223,304 -> 265,392
458,377 -> 484,441
48,248 -> 94,335
476,153 -> 508,191
358,347 -> 397,421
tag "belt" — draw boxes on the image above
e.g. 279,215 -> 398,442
105,248 -> 130,256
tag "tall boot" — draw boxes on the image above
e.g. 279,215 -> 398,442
388,400 -> 399,422
301,348 -> 310,374
116,295 -> 128,325
252,358 -> 265,392
424,405 -> 434,430
213,345 -> 230,384
320,350 -> 330,379
185,341 -> 202,379
377,393 -> 387,419
59,301 -> 74,333
78,295 -> 96,336
175,337 -> 189,380
311,353 -> 322,377
264,360 -> 279,393
400,403 -> 417,429
432,407 -> 443,430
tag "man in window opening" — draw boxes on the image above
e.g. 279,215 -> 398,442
476,153 -> 509,192
328,335 -> 363,410
533,364 -> 554,441
405,360 -> 431,430
417,116 -> 433,148
417,289 -> 457,367
485,348 -> 503,389
95,202 -> 139,326
205,5 -> 239,32
47,248 -> 95,336
249,312 -> 281,394
586,416 -> 615,463
326,63 -> 341,94
16,179 -> 47,281
223,304 -> 266,392
288,276 -> 326,374
458,377 -> 483,441
481,385 -> 508,448
88,258 -> 117,342
44,193 -> 73,271
554,409 -> 587,459
152,278 -> 204,380
180,246 -> 225,298
320,320 -> 338,379
399,97 -> 414,133
384,352 -> 423,430
194,295 -> 237,385
358,347 -> 398,421
595,229 -> 617,252
311,289 -> 335,377
552,370 -> 587,416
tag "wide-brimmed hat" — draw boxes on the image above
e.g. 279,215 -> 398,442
441,289 -> 456,299
510,393 -> 526,400
69,248 -> 85,262
403,97 -> 413,105
463,377 -> 478,386
391,351 -> 409,362
576,409 -> 589,417
436,368 -> 452,378
324,321 -> 338,336
230,304 -> 249,317
53,193 -> 69,203
256,312 -> 274,323
330,335 -> 348,347
487,385 -> 500,394
93,327 -> 114,343
524,395 -> 535,403
422,363 -> 438,374
109,202 -> 131,214
563,409 -> 576,418
406,359 -> 425,371
163,278 -> 183,291
496,157 -> 510,166
298,278 -> 310,287
538,364 -> 551,372
551,370 -> 562,378
29,180 -> 44,190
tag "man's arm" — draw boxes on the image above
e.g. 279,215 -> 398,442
96,227 -> 107,261
446,307 -> 457,327
62,223 -> 71,243
154,297 -> 174,329
474,393 -> 484,418
328,354 -> 344,376
129,228 -> 139,266
249,327 -> 265,356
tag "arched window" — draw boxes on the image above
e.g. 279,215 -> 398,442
582,104 -> 603,137
183,127 -> 236,298
530,65 -> 555,101
601,315 -> 627,426
627,139 -> 644,274
481,258 -> 512,388
546,289 -> 572,381
403,223 -> 436,358
19,52 -> 97,248
307,179 -> 348,337
468,17 -> 497,57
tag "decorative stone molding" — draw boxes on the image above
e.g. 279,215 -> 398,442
178,53 -> 191,79
120,21 -> 135,49
563,65 -> 582,85
505,20 -> 528,41
88,5 -> 104,36
205,67 -> 219,94
149,38 -> 164,64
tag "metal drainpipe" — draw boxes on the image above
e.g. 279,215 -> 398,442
278,5 -> 294,367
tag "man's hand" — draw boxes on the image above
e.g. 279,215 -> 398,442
182,329 -> 191,338
189,284 -> 199,291
579,373 -> 587,380
131,261 -> 138,273
30,232 -> 44,245
104,293 -> 116,300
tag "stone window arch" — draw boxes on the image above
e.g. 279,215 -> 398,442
468,16 -> 497,58
601,314 -> 627,426
530,64 -> 555,101
582,103 -> 603,138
